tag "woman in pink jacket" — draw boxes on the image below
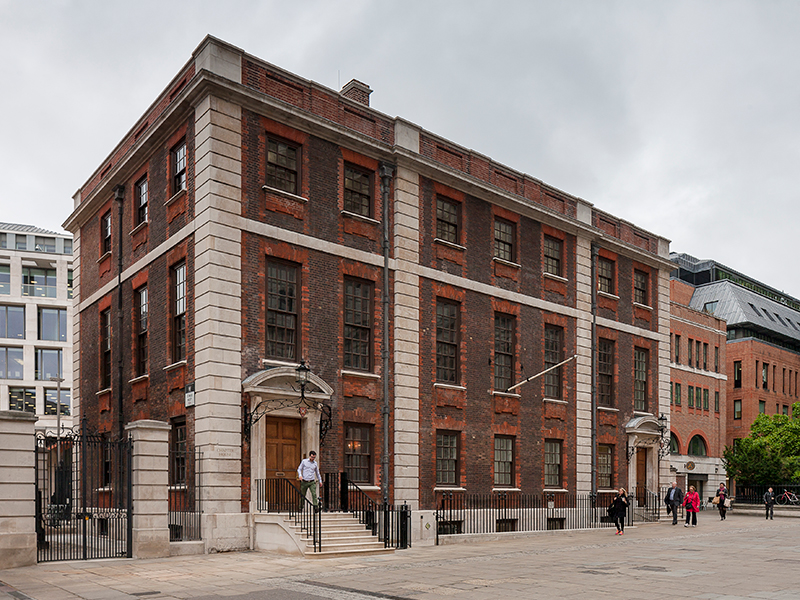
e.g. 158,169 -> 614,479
683,485 -> 700,527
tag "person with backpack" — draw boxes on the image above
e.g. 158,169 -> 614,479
683,485 -> 700,527
611,487 -> 629,535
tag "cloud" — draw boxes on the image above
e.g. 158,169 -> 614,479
1,0 -> 800,294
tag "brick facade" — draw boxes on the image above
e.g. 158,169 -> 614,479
669,279 -> 727,495
65,37 -> 673,549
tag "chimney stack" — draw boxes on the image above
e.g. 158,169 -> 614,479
341,79 -> 372,107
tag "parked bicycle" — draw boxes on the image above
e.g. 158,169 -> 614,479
776,489 -> 800,505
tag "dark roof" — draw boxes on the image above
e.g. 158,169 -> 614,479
689,280 -> 800,343
0,222 -> 68,236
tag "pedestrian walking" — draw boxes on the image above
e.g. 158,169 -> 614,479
683,485 -> 700,527
297,450 -> 323,511
715,483 -> 729,520
764,487 -> 775,520
664,481 -> 684,525
611,487 -> 629,535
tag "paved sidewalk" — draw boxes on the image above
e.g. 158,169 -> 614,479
2,513 -> 799,599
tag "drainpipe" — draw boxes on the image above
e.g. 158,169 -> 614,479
114,184 -> 125,441
379,163 -> 394,506
591,242 -> 598,500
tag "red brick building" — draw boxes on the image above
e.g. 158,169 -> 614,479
64,36 -> 674,551
671,253 -> 800,490
669,278 -> 727,499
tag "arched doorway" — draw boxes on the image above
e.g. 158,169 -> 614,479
242,367 -> 334,510
624,415 -> 665,503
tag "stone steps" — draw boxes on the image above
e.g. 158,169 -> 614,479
283,512 -> 395,558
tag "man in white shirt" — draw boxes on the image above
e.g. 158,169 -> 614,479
297,450 -> 322,511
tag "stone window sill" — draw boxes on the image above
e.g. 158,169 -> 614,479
434,383 -> 466,391
492,257 -> 521,269
129,221 -> 148,237
164,360 -> 187,372
341,370 -> 380,379
164,187 -> 186,207
491,390 -> 521,398
543,272 -> 568,283
543,397 -> 567,404
434,238 -> 466,252
341,210 -> 379,226
261,184 -> 308,203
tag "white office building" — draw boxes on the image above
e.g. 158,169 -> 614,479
0,223 -> 73,432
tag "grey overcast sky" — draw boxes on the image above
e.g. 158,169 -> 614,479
2,0 -> 799,295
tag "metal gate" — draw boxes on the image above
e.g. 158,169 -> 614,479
35,421 -> 132,562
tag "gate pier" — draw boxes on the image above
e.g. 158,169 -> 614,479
0,410 -> 37,568
126,420 -> 171,559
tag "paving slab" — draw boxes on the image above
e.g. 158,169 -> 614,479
2,514 -> 800,599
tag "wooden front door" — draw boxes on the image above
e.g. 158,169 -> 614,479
636,448 -> 647,505
265,417 -> 301,479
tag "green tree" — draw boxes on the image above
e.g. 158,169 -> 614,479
723,402 -> 800,484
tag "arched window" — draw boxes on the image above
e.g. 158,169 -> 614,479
688,435 -> 707,456
670,433 -> 679,454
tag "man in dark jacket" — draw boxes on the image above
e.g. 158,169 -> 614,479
664,481 -> 684,525
764,487 -> 775,520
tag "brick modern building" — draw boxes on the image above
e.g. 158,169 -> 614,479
0,223 -> 73,431
671,253 -> 800,455
64,36 -> 673,551
668,277 -> 727,499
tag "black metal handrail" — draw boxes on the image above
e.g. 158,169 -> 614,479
630,486 -> 660,522
343,474 -> 379,536
255,478 -> 322,552
325,472 -> 411,549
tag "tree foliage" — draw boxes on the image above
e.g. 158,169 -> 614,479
723,402 -> 800,485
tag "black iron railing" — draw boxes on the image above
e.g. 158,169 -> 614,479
630,486 -> 660,522
257,474 -> 411,551
434,491 -> 648,544
342,473 -> 411,549
379,502 -> 411,549
35,422 -> 132,563
255,478 -> 322,551
168,448 -> 202,541
734,483 -> 800,505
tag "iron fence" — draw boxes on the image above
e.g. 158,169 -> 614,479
434,489 -> 663,544
168,447 -> 202,541
35,423 -> 132,562
734,483 -> 800,505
